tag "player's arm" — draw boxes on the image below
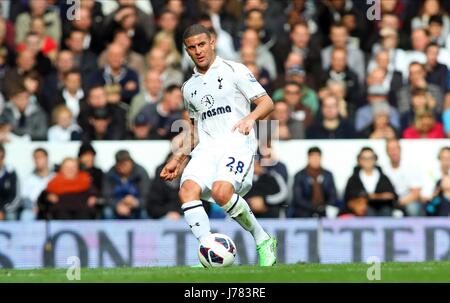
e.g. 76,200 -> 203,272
232,94 -> 274,135
160,118 -> 198,181
250,94 -> 275,121
170,117 -> 198,163
231,63 -> 274,135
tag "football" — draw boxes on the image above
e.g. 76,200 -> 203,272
198,233 -> 237,268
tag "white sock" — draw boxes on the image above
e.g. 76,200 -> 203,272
181,200 -> 211,241
221,194 -> 270,245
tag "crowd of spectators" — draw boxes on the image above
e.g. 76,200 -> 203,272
0,0 -> 448,143
1,140 -> 450,220
0,0 -> 450,220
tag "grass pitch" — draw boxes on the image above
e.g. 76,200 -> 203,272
0,262 -> 449,283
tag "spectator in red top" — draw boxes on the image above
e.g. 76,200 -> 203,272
17,17 -> 58,62
402,110 -> 445,139
39,158 -> 98,220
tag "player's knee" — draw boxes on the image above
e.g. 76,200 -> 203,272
211,183 -> 234,206
179,180 -> 201,203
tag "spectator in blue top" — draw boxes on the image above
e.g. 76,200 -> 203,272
88,43 -> 140,105
425,43 -> 449,94
291,147 -> 337,217
137,84 -> 183,140
103,150 -> 151,219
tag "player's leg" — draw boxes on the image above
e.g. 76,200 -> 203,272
211,181 -> 269,244
211,181 -> 277,266
179,179 -> 211,241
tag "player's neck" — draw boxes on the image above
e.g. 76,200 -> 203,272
196,55 -> 217,74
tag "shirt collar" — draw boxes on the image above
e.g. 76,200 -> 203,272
63,89 -> 84,100
104,65 -> 127,83
193,56 -> 222,76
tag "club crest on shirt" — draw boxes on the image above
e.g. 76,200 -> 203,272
201,94 -> 215,109
247,73 -> 257,82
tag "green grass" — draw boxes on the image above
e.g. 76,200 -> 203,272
0,262 -> 449,283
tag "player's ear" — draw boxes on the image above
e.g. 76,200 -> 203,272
210,36 -> 216,50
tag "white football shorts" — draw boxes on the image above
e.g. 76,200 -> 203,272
180,134 -> 256,203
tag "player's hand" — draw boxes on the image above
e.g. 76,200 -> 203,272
232,117 -> 255,135
160,158 -> 182,181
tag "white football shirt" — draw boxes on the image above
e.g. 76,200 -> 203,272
182,56 -> 267,148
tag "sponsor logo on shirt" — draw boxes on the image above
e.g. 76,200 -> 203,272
201,94 -> 215,109
201,106 -> 232,120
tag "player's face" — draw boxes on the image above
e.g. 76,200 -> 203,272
184,33 -> 215,72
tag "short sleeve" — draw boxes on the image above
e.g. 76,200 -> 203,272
233,63 -> 267,102
182,83 -> 198,120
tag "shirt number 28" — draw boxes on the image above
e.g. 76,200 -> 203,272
226,157 -> 245,175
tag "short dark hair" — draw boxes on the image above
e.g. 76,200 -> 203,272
68,29 -> 86,38
411,87 -> 427,97
9,83 -> 28,98
63,68 -> 81,79
33,147 -> 48,157
308,147 -> 322,156
159,8 -> 177,18
112,28 -> 129,39
429,15 -> 443,26
26,31 -> 39,38
198,13 -> 212,23
182,24 -> 211,42
245,8 -> 264,19
164,84 -> 181,93
78,142 -> 96,157
345,189 -> 369,203
88,84 -> 105,96
330,22 -> 347,31
358,147 -> 377,161
342,11 -> 357,18
426,42 -> 440,52
115,149 -> 132,163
